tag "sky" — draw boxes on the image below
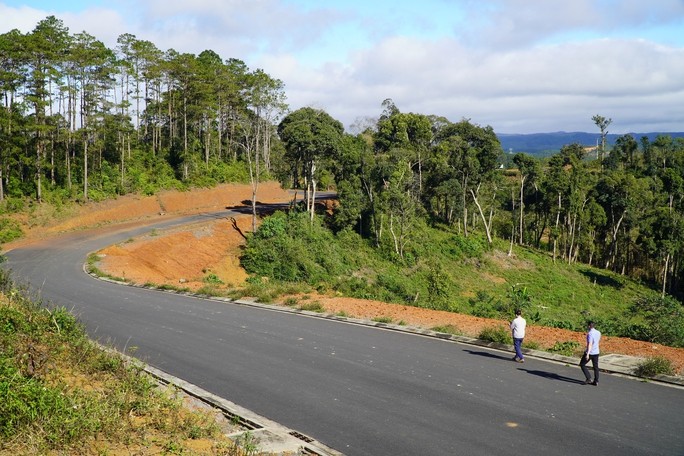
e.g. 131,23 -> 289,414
2,0 -> 684,134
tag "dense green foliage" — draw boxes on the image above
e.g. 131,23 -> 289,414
242,211 -> 684,347
0,16 -> 284,206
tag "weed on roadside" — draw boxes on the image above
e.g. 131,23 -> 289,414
547,340 -> 581,357
478,326 -> 512,344
634,356 -> 675,377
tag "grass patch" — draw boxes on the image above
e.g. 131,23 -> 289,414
478,326 -> 512,344
283,297 -> 299,306
372,316 -> 393,324
85,253 -> 128,282
547,340 -> 581,356
0,270 -> 247,454
203,273 -> 224,285
634,356 -> 676,377
523,340 -> 540,350
195,285 -> 225,297
298,301 -> 324,312
430,324 -> 462,335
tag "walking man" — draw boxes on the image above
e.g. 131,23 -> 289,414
580,321 -> 601,385
510,308 -> 526,363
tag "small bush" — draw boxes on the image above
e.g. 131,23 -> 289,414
634,356 -> 675,377
548,340 -> 580,356
478,326 -> 511,344
629,296 -> 684,347
298,301 -> 324,313
0,217 -> 23,243
283,297 -> 298,306
430,324 -> 462,335
523,340 -> 540,350
543,319 -> 577,331
203,273 -> 224,285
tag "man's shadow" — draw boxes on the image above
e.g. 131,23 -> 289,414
519,369 -> 585,384
463,349 -> 584,384
463,349 -> 515,361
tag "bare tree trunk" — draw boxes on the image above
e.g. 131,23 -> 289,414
508,188 -> 515,257
83,134 -> 89,201
309,161 -> 316,224
552,192 -> 561,263
606,211 -> 625,270
119,131 -> 125,189
470,187 -> 493,245
462,177 -> 469,237
662,253 -> 670,298
36,141 -> 43,203
519,175 -> 526,245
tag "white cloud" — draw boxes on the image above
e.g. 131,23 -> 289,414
1,0 -> 684,134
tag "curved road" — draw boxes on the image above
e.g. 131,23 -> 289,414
3,211 -> 684,456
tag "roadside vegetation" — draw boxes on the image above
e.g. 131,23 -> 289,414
0,268 -> 259,455
238,210 -> 684,350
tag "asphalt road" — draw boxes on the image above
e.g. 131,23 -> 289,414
3,212 -> 684,456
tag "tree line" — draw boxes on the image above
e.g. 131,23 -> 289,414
1,17 -> 683,302
0,16 -> 286,205
278,101 -> 684,302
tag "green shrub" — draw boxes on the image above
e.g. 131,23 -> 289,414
523,340 -> 540,350
548,340 -> 580,356
0,305 -> 28,335
427,263 -> 450,304
430,324 -> 462,335
478,326 -> 511,344
203,273 -> 224,285
543,319 -> 577,331
634,356 -> 676,377
469,291 -> 498,318
298,301 -> 324,313
444,234 -> 486,260
0,217 -> 23,243
0,197 -> 25,214
629,296 -> 684,347
283,297 -> 298,306
46,307 -> 82,338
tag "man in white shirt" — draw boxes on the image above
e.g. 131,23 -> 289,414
510,308 -> 526,363
580,321 -> 601,385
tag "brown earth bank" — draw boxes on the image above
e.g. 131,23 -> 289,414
5,182 -> 684,375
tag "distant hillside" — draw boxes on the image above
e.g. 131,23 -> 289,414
497,131 -> 684,157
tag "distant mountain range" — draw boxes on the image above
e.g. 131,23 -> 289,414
497,131 -> 684,157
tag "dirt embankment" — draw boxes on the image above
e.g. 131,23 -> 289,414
6,182 -> 684,375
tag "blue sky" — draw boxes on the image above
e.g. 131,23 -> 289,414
2,0 -> 684,134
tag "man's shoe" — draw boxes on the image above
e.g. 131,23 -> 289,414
591,381 -> 598,386
583,379 -> 592,385
512,356 -> 519,361
516,358 -> 524,363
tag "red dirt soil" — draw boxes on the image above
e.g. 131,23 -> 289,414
6,182 -> 684,375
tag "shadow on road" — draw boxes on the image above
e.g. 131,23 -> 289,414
463,349 -> 514,361
520,369 -> 585,384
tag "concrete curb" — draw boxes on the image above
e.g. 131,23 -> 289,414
144,364 -> 344,456
99,343 -> 343,456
